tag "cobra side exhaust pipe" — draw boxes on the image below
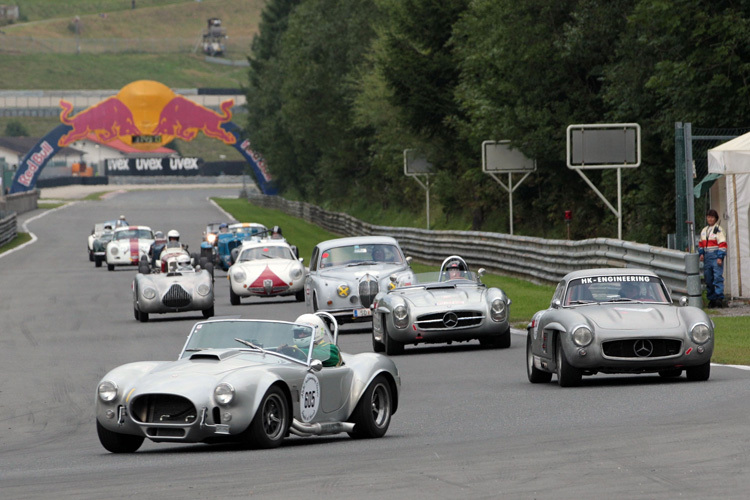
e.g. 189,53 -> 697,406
290,419 -> 355,436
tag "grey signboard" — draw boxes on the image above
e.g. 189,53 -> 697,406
403,149 -> 434,175
567,123 -> 641,169
482,141 -> 535,173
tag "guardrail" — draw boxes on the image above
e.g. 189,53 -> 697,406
0,211 -> 17,248
246,194 -> 702,306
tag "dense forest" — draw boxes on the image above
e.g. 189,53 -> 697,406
244,0 -> 750,245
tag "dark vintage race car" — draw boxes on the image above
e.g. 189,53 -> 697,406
526,268 -> 714,387
216,222 -> 268,270
95,312 -> 400,452
371,256 -> 511,355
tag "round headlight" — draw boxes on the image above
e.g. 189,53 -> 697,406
337,284 -> 350,297
214,383 -> 235,405
142,287 -> 157,300
98,381 -> 118,402
393,304 -> 409,329
110,246 -> 119,256
490,298 -> 507,322
572,326 -> 593,347
691,323 -> 711,344
196,283 -> 211,296
232,270 -> 246,282
290,266 -> 303,280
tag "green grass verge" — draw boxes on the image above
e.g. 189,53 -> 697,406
215,196 -> 750,366
37,202 -> 67,209
0,232 -> 32,253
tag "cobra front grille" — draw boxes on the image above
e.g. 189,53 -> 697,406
162,284 -> 191,308
131,394 -> 197,424
602,338 -> 682,358
359,279 -> 379,308
415,310 -> 484,330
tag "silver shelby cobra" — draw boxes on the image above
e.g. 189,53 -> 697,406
371,256 -> 512,355
132,254 -> 215,322
304,236 -> 415,324
526,268 -> 714,387
95,312 -> 400,452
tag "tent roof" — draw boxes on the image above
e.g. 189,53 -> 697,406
708,131 -> 750,174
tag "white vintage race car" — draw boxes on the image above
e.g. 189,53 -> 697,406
228,240 -> 306,304
106,226 -> 155,271
133,255 -> 215,322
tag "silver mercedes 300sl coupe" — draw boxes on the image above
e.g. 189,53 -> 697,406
526,268 -> 714,387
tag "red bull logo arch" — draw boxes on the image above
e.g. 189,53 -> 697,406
10,80 -> 277,195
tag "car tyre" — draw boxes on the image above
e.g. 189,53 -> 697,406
242,385 -> 289,449
133,305 -> 140,321
95,256 -> 103,268
556,334 -> 582,387
658,368 -> 683,378
372,329 -> 385,353
312,293 -> 319,312
480,326 -> 511,349
205,262 -> 214,280
202,305 -> 215,318
107,263 -> 115,271
686,361 -> 711,381
348,375 -> 392,439
527,333 -> 552,383
229,286 -> 240,306
96,420 -> 144,453
383,323 -> 404,356
139,309 -> 149,323
88,249 -> 94,262
295,289 -> 305,302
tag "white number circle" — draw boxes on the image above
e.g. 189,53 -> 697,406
300,374 -> 320,422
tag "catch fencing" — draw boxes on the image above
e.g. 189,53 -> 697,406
0,211 -> 17,248
246,194 -> 702,305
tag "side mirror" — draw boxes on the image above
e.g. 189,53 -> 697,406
406,256 -> 412,266
552,299 -> 562,309
299,257 -> 304,263
477,268 -> 486,278
309,359 -> 323,372
679,296 -> 689,307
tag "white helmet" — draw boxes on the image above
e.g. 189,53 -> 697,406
176,254 -> 191,268
167,229 -> 180,241
293,314 -> 328,345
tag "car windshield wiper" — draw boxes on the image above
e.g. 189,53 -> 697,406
347,261 -> 378,266
234,338 -> 266,355
607,297 -> 639,302
569,300 -> 595,304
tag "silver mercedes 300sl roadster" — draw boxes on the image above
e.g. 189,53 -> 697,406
526,268 -> 714,387
95,312 -> 400,452
371,256 -> 512,355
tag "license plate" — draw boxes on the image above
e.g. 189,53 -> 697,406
353,308 -> 372,318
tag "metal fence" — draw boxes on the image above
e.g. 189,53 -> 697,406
0,36 -> 254,55
0,211 -> 17,248
247,194 -> 702,306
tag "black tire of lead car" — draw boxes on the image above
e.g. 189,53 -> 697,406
686,361 -> 711,381
241,386 -> 290,449
556,335 -> 582,387
348,375 -> 393,439
96,420 -> 144,453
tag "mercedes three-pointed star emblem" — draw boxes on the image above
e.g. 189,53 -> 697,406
633,339 -> 654,357
443,312 -> 459,328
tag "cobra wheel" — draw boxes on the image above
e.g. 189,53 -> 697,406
242,386 -> 289,449
527,333 -> 552,383
348,375 -> 393,439
229,286 -> 240,306
686,361 -> 711,381
96,420 -> 144,453
383,323 -> 404,356
556,334 -> 582,387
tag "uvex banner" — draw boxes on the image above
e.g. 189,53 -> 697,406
106,157 -> 202,176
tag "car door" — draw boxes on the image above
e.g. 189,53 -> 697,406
314,365 -> 354,419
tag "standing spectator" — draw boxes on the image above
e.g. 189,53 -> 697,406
698,209 -> 727,308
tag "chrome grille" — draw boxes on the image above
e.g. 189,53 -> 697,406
602,339 -> 682,358
131,394 -> 197,423
415,310 -> 484,331
359,277 -> 378,308
162,284 -> 191,308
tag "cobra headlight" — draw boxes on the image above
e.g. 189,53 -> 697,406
196,283 -> 211,296
337,284 -> 350,298
214,383 -> 235,405
98,381 -> 118,402
290,266 -> 303,280
690,323 -> 711,344
110,246 -> 119,256
232,270 -> 246,282
393,304 -> 409,329
572,326 -> 593,347
490,298 -> 507,322
142,287 -> 157,300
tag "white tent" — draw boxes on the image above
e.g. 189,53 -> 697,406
706,132 -> 750,298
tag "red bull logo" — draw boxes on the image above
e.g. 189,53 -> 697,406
56,80 -> 236,150
152,96 -> 236,145
17,141 -> 54,187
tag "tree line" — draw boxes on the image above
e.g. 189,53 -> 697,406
244,0 -> 750,245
